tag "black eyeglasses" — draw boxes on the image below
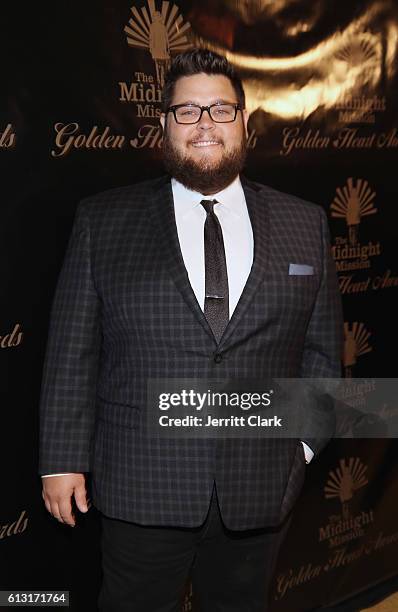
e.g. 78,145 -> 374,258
166,103 -> 242,124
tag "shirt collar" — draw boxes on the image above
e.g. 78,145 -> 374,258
171,175 -> 245,218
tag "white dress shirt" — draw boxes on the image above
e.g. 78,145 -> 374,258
43,175 -> 313,478
172,175 -> 253,315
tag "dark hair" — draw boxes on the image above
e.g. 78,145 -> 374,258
162,48 -> 246,112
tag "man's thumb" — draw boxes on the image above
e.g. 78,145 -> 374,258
74,485 -> 88,513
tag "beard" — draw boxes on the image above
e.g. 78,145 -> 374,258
162,131 -> 247,194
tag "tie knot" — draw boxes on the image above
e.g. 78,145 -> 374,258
200,199 -> 218,215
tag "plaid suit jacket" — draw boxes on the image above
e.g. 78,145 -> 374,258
39,175 -> 343,529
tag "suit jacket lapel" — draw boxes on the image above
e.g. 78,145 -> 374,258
148,176 -> 216,342
218,176 -> 270,348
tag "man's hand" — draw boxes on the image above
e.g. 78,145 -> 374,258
41,473 -> 90,527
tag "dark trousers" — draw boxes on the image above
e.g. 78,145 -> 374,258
98,483 -> 291,612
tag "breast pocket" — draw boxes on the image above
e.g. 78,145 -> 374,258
262,270 -> 320,315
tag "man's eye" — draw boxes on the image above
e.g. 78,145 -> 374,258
180,108 -> 197,116
213,107 -> 232,116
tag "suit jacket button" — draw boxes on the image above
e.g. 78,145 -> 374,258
214,353 -> 222,364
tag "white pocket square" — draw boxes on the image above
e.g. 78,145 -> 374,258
289,263 -> 314,275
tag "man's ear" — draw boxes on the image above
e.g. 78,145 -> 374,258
160,113 -> 165,131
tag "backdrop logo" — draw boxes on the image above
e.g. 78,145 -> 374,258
334,33 -> 385,124
330,179 -> 397,294
331,178 -> 377,245
124,0 -> 191,86
330,178 -> 381,281
343,322 -> 372,378
318,458 -> 373,549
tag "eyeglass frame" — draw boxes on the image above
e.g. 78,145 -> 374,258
165,102 -> 243,124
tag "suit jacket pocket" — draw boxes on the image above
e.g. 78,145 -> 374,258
96,396 -> 140,429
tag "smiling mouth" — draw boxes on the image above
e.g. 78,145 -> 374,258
190,140 -> 222,147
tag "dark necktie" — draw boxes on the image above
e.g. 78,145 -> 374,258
200,199 -> 229,343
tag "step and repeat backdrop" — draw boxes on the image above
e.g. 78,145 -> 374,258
1,1 -> 398,610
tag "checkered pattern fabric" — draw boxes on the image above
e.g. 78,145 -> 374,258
39,175 -> 343,529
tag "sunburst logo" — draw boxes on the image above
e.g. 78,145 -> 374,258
324,457 -> 368,505
343,321 -> 372,377
335,33 -> 378,67
124,1 -> 192,86
331,178 -> 377,245
319,458 -> 374,546
324,457 -> 368,504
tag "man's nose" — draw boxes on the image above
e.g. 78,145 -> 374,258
196,109 -> 216,129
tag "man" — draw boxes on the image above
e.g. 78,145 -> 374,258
40,49 -> 343,611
